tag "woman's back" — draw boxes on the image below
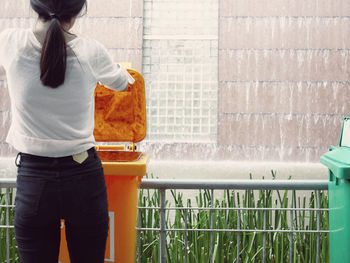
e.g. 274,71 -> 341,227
0,28 -> 132,157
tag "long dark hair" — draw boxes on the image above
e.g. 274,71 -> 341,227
30,0 -> 87,88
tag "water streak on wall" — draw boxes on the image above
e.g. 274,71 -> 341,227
217,0 -> 350,162
0,0 -> 349,162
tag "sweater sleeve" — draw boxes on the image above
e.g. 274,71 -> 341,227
92,41 -> 135,91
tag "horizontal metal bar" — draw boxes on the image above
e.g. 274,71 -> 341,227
0,226 -> 14,229
140,179 -> 328,190
220,15 -> 350,19
0,178 -> 16,188
220,80 -> 350,84
136,227 -> 329,234
220,48 -> 350,51
2,178 -> 329,190
0,205 -> 15,208
144,35 -> 218,40
137,206 -> 329,212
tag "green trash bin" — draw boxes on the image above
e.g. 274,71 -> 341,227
320,117 -> 350,262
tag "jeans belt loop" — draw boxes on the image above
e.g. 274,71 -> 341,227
15,152 -> 21,167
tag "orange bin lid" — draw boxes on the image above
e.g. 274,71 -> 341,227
93,69 -> 147,143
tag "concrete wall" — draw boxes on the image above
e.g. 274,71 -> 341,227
0,0 -> 348,163
218,0 -> 350,162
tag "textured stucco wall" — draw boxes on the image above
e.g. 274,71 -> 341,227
0,0 -> 349,163
218,0 -> 350,162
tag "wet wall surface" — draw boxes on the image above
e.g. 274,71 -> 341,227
0,0 -> 349,162
218,0 -> 350,162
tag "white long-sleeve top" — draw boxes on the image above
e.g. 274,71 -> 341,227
0,28 -> 135,157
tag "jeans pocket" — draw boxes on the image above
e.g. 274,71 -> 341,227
79,169 -> 108,218
15,176 -> 46,218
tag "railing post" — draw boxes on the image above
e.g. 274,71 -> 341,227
160,189 -> 166,263
263,209 -> 266,263
289,209 -> 293,263
6,188 -> 10,263
237,209 -> 241,263
137,205 -> 141,263
210,189 -> 214,263
316,190 -> 321,263
184,209 -> 188,263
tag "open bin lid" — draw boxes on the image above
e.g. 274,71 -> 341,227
321,147 -> 350,179
94,69 -> 146,143
320,118 -> 350,179
93,69 -> 147,163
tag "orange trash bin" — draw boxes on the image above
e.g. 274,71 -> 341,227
59,69 -> 149,263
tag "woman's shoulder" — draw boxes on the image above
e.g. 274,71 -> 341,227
72,35 -> 106,52
71,36 -> 110,65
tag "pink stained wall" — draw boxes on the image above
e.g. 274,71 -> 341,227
217,0 -> 350,162
0,0 -> 349,162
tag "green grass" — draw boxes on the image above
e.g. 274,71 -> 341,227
0,174 -> 329,263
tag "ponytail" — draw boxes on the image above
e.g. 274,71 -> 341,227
40,18 -> 67,88
30,0 -> 87,88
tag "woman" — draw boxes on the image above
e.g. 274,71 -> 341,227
0,0 -> 134,262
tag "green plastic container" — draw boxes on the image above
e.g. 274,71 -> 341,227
320,117 -> 350,262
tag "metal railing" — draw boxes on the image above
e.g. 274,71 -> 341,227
0,178 -> 329,263
0,178 -> 16,263
137,179 -> 329,263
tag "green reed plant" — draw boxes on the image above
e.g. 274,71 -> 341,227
0,189 -> 18,263
137,173 -> 329,263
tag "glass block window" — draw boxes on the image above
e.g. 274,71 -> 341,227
143,0 -> 218,142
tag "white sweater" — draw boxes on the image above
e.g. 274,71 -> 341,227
0,28 -> 134,157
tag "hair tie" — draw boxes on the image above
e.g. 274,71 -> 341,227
49,13 -> 60,20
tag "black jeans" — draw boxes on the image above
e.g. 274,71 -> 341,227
14,148 -> 109,263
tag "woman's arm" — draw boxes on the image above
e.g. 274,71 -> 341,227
91,40 -> 135,91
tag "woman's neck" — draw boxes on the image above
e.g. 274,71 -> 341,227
33,19 -> 76,45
